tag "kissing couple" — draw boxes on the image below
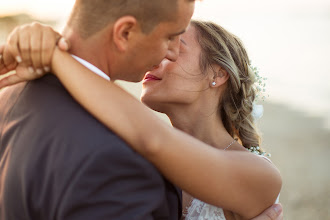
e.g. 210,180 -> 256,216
0,0 -> 282,219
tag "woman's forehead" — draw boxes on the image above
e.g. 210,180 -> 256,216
181,26 -> 199,48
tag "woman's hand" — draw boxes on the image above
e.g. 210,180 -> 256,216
0,22 -> 69,89
251,204 -> 283,220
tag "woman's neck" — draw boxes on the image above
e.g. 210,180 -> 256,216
167,105 -> 234,150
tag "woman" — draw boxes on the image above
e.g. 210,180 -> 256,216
0,21 -> 281,219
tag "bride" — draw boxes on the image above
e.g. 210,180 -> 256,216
0,20 -> 281,220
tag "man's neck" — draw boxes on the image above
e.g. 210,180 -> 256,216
61,26 -> 111,78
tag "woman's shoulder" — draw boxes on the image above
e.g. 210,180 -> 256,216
258,154 -> 273,163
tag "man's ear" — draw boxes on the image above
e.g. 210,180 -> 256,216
211,66 -> 229,87
112,16 -> 138,52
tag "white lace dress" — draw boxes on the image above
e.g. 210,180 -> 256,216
183,198 -> 226,220
182,155 -> 280,220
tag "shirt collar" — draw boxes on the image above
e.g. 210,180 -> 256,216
71,55 -> 110,81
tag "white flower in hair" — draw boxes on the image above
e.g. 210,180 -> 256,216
250,63 -> 268,101
252,103 -> 264,120
249,62 -> 267,121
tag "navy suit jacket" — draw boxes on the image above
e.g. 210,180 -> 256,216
0,75 -> 182,220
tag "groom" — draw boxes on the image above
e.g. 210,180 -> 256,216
0,0 -> 282,219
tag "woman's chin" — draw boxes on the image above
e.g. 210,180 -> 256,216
141,96 -> 157,110
140,96 -> 166,114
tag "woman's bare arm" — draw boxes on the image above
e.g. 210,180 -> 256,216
49,48 -> 282,219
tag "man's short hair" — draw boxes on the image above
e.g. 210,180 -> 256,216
69,0 -> 178,38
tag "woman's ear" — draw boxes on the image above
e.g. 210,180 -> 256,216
211,66 -> 229,87
112,16 -> 138,52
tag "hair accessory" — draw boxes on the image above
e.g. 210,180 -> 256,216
212,81 -> 216,86
248,146 -> 271,157
251,103 -> 264,121
249,63 -> 268,121
250,64 -> 268,101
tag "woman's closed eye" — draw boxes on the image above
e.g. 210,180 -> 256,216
180,39 -> 187,46
179,39 -> 187,54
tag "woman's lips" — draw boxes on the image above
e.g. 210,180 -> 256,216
143,74 -> 161,83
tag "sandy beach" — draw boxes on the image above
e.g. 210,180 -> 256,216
259,102 -> 330,220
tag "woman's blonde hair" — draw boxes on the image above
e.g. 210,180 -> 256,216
191,20 -> 261,149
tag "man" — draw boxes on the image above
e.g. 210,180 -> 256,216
0,0 -> 283,219
0,1 -> 194,219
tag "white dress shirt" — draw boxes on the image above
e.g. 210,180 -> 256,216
71,55 -> 110,81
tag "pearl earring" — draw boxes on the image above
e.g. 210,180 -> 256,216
212,82 -> 216,86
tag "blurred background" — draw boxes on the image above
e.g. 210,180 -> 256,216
0,0 -> 329,219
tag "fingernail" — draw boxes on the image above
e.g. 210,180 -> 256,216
28,67 -> 35,74
36,69 -> 43,75
16,56 -> 22,63
59,38 -> 69,51
0,54 -> 3,60
44,66 -> 50,72
273,204 -> 282,214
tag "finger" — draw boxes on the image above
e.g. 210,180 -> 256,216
30,25 -> 43,75
0,45 -> 14,75
2,44 -> 17,72
0,45 -> 15,75
276,211 -> 283,220
0,44 -> 4,66
0,62 -> 14,76
18,26 -> 33,68
58,37 -> 70,51
6,27 -> 22,63
0,74 -> 26,89
263,204 -> 282,220
41,27 -> 61,72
